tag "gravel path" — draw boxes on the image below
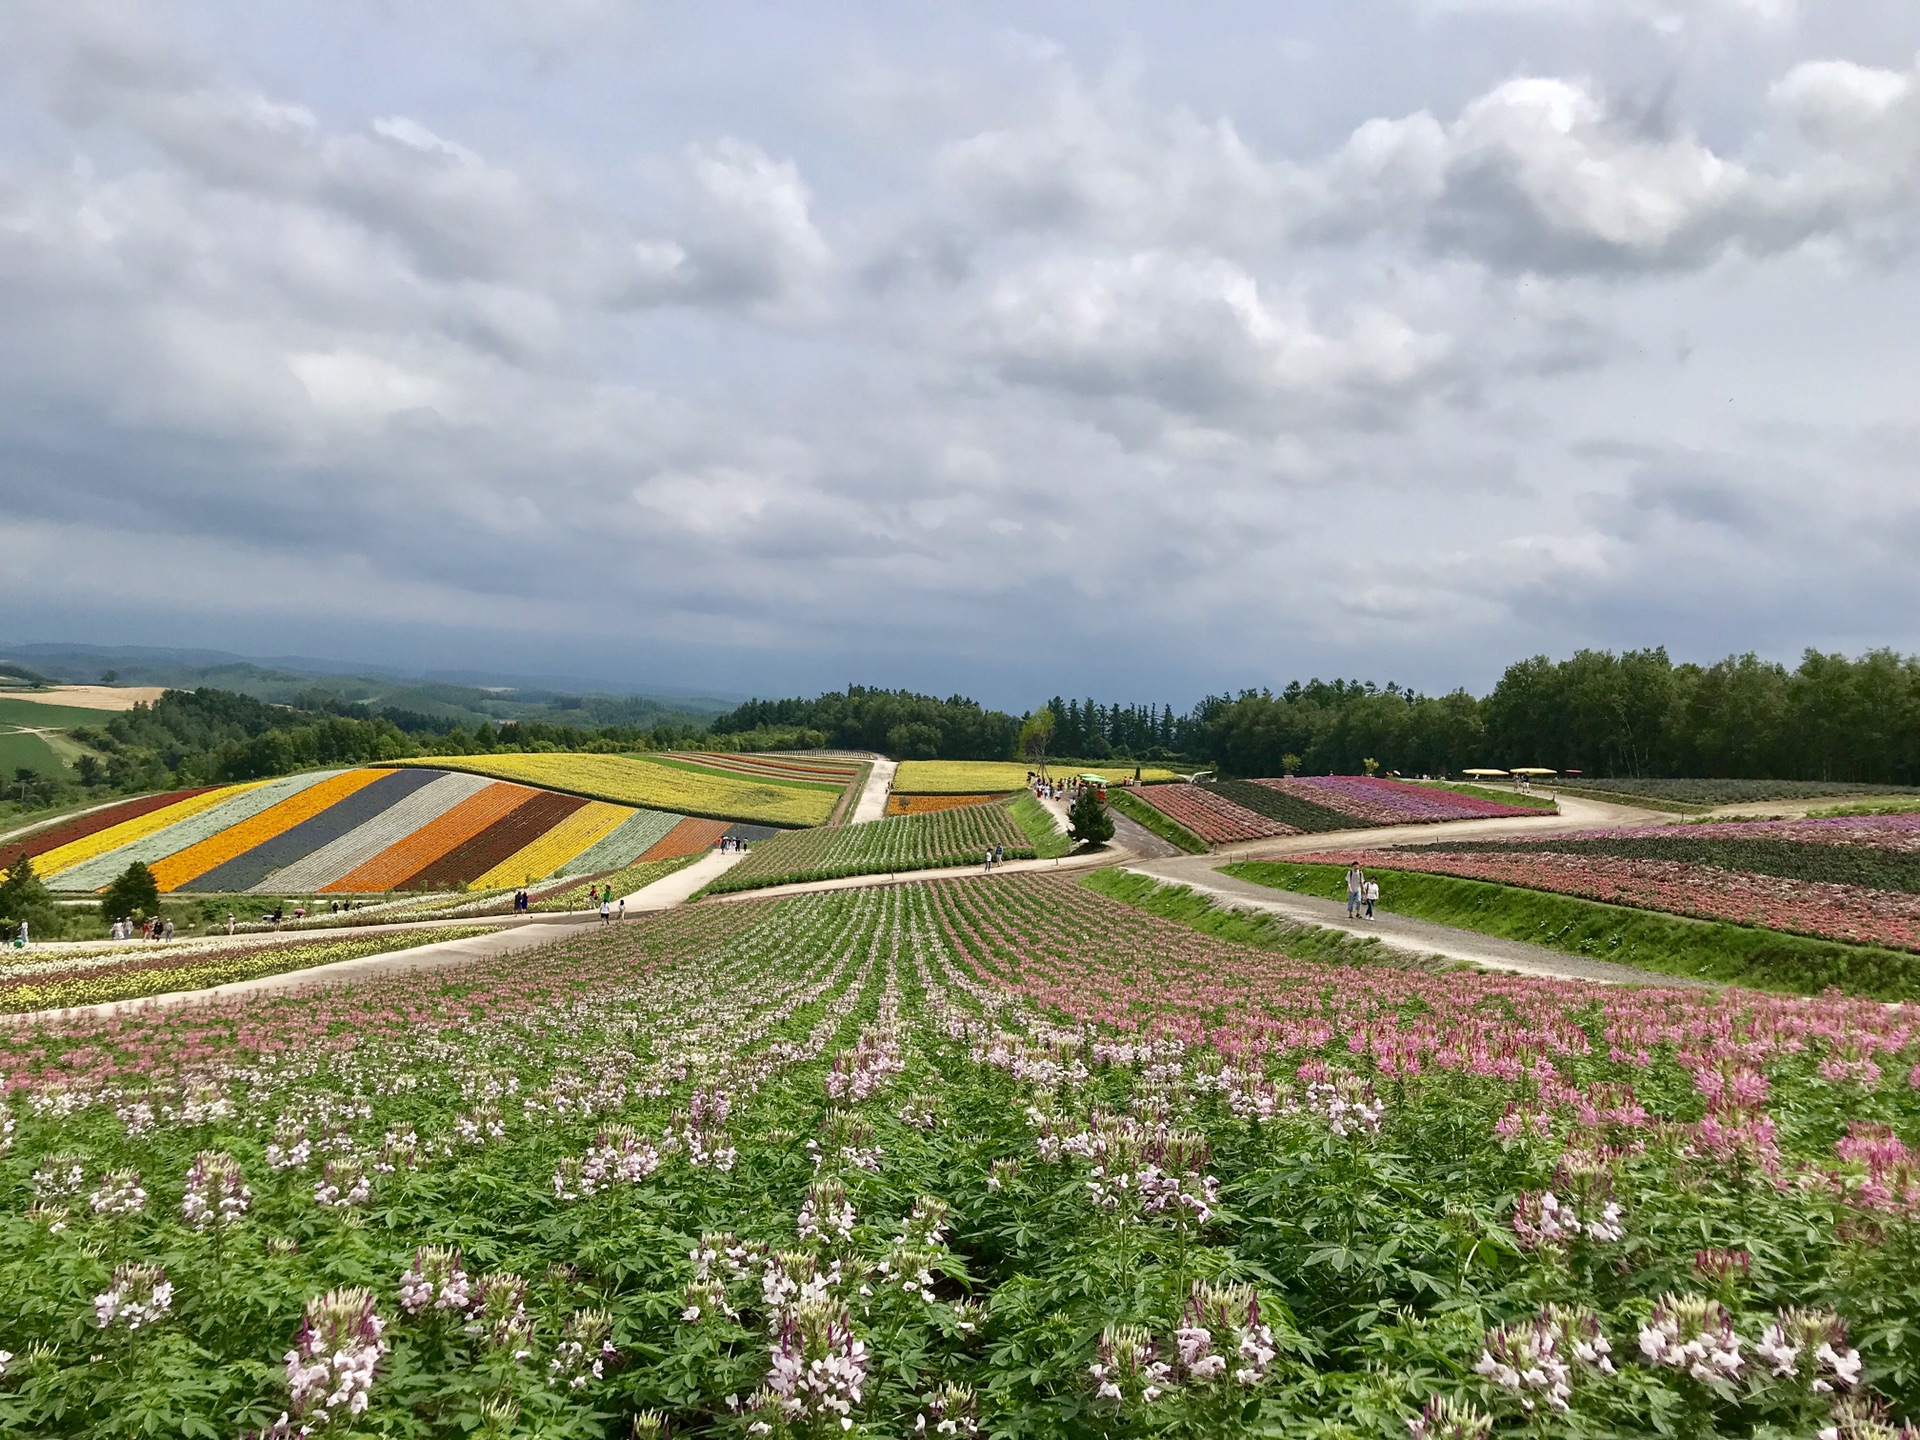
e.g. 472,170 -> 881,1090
1123,854 -> 1718,988
1105,805 -> 1184,859
851,757 -> 897,825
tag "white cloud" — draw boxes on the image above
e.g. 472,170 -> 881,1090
977,251 -> 1449,419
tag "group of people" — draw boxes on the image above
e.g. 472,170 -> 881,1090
1344,865 -> 1381,920
982,843 -> 1008,872
584,882 -> 627,923
719,835 -> 749,853
109,915 -> 174,941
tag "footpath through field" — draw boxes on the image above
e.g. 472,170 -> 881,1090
850,756 -> 896,825
1122,853 -> 1718,987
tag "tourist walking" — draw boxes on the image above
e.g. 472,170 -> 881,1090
1346,864 -> 1365,919
599,896 -> 611,924
1364,879 -> 1379,920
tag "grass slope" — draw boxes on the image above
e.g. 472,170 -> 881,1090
1007,793 -> 1072,858
1107,787 -> 1208,853
1224,858 -> 1920,999
0,697 -> 117,729
0,729 -> 65,778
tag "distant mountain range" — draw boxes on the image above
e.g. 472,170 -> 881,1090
0,642 -> 739,730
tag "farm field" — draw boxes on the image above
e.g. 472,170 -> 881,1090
0,696 -> 125,729
3,874 -> 1918,1438
702,800 -> 1041,893
1278,813 -> 1920,954
0,684 -> 169,713
893,759 -> 1180,794
0,727 -> 66,779
402,753 -> 840,826
1,769 -> 710,897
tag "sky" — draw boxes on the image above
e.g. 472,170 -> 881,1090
3,0 -> 1917,712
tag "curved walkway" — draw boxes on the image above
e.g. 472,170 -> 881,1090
1122,854 -> 1716,988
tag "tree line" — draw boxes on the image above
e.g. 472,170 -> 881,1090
15,646 -> 1920,812
722,647 -> 1920,784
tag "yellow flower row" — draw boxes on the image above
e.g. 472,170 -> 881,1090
402,754 -> 834,827
34,782 -> 269,880
467,800 -> 632,891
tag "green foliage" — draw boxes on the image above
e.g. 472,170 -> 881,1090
1226,859 -> 1920,998
101,860 -> 162,924
712,685 -> 1023,761
0,851 -> 68,940
1017,709 -> 1056,770
1067,788 -> 1113,847
1007,795 -> 1071,859
1107,789 -> 1208,854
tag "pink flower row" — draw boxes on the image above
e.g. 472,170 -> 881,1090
1261,775 -> 1537,824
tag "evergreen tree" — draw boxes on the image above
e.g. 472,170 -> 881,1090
101,861 -> 161,925
1,853 -> 65,940
1068,787 -> 1114,847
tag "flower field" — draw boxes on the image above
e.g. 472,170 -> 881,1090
148,770 -> 392,892
1292,844 -> 1920,953
1128,784 -> 1294,844
466,801 -> 631,892
1257,775 -> 1543,825
1548,778 -> 1920,807
0,791 -> 221,874
703,803 -> 1036,893
1126,776 -> 1546,848
1203,779 -> 1364,833
554,807 -> 688,877
3,874 -> 1920,1438
27,784 -> 272,882
4,767 -> 717,898
0,925 -> 497,1014
403,754 -> 840,827
675,752 -> 866,786
528,855 -> 701,911
893,760 -> 1180,794
886,793 -> 1002,817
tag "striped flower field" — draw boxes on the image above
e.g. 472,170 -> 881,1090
0,763 -> 782,896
